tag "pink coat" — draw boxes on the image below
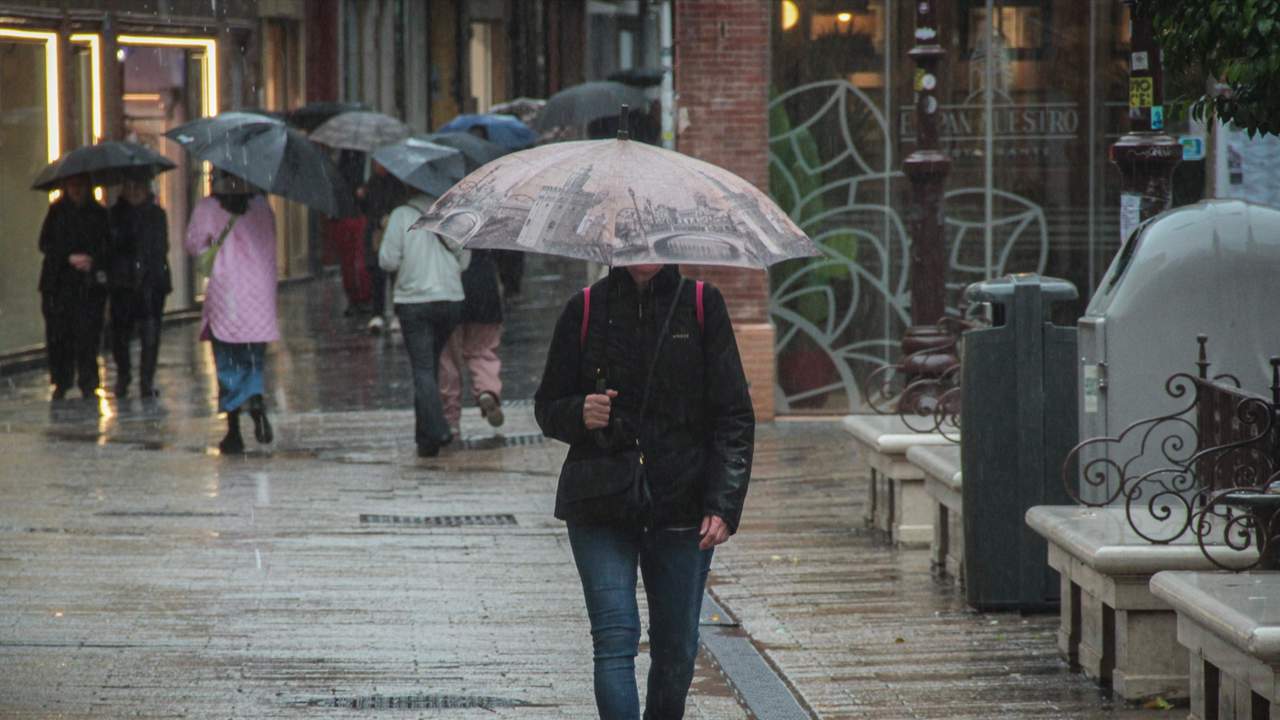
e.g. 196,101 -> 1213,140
184,195 -> 280,344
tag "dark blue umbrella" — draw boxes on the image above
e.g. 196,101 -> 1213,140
438,114 -> 537,151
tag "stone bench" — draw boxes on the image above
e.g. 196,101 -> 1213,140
842,415 -> 954,547
906,444 -> 963,582
1151,571 -> 1280,719
1026,505 -> 1253,702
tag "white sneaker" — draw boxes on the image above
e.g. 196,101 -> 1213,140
389,316 -> 401,333
478,392 -> 505,428
367,316 -> 384,334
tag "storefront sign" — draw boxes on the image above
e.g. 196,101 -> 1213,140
899,103 -> 1081,158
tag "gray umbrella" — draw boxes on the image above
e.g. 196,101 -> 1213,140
310,111 -> 412,152
371,137 -> 466,197
165,113 -> 353,217
31,141 -> 176,191
425,131 -> 507,172
533,81 -> 650,132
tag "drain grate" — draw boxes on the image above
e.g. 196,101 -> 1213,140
95,511 -> 238,517
297,693 -> 528,710
700,594 -> 811,719
359,513 -> 517,527
459,432 -> 545,450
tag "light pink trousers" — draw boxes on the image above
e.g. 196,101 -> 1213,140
439,323 -> 503,427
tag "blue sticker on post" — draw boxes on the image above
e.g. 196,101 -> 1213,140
1151,105 -> 1164,130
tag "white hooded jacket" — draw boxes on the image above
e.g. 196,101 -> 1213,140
378,195 -> 470,305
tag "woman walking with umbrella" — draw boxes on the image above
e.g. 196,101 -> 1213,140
420,111 -> 818,717
184,171 -> 278,454
107,172 -> 172,399
37,174 -> 110,400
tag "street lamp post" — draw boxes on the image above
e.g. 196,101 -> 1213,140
1110,0 -> 1181,242
900,0 -> 954,408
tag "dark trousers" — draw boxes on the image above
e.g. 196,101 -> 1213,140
567,524 -> 713,720
394,301 -> 461,450
110,289 -> 166,393
42,289 -> 106,395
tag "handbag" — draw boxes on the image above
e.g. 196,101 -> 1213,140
197,214 -> 240,278
556,278 -> 687,527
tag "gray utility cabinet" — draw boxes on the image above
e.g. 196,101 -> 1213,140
1078,200 -> 1280,504
962,274 -> 1078,611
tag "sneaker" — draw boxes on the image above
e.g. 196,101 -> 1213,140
367,315 -> 385,334
478,391 -> 504,428
389,315 -> 401,333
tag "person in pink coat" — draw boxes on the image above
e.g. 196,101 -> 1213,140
184,172 -> 280,454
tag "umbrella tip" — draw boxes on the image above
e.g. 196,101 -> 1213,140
617,104 -> 630,141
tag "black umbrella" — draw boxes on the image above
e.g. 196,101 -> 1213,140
534,81 -> 650,132
371,137 -> 466,197
425,131 -> 507,172
31,141 -> 176,191
287,101 -> 369,133
165,113 -> 353,217
607,67 -> 665,88
311,111 -> 412,152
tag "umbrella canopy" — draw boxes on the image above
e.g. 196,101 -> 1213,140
418,138 -> 818,269
165,113 -> 353,217
438,114 -> 537,151
310,111 -> 411,152
31,140 -> 176,191
371,137 -> 466,197
287,101 -> 369,132
425,131 -> 507,172
534,81 -> 650,132
490,97 -> 546,125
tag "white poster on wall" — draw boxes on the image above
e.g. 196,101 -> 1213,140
1223,125 -> 1280,208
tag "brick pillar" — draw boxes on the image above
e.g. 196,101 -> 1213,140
675,0 -> 775,421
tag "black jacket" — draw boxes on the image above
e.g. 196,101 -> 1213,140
534,266 -> 755,532
107,196 -> 172,295
38,197 -> 110,295
461,250 -> 503,325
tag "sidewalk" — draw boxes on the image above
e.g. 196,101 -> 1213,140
0,264 -> 1177,718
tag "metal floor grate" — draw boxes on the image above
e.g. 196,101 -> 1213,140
458,432 -> 546,450
296,693 -> 528,709
700,594 -> 811,719
359,513 -> 518,527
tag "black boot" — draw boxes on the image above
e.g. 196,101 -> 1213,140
138,317 -> 161,398
219,410 -> 245,454
248,394 -> 273,444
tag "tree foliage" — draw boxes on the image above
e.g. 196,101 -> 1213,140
1141,0 -> 1280,136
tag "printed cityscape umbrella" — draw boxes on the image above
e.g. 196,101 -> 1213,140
438,113 -> 537,151
417,124 -> 818,269
310,111 -> 412,152
31,140 -> 176,191
165,113 -> 353,217
287,101 -> 369,132
533,81 -> 650,132
425,131 -> 507,172
371,137 -> 467,197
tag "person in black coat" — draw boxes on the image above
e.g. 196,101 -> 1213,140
38,174 -> 110,400
107,176 -> 172,398
534,264 -> 754,718
358,162 -> 410,333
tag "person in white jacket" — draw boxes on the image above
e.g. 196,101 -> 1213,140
379,193 -> 469,457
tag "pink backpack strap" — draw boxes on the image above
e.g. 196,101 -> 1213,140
580,287 -> 591,350
695,280 -> 705,332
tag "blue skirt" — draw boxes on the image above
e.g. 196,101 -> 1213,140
212,339 -> 265,413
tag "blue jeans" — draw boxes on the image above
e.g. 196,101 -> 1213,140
394,301 -> 461,450
568,524 -> 713,720
211,339 -> 265,413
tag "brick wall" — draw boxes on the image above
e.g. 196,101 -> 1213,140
675,0 -> 776,420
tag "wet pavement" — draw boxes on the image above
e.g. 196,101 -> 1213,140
0,258 -> 1178,718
